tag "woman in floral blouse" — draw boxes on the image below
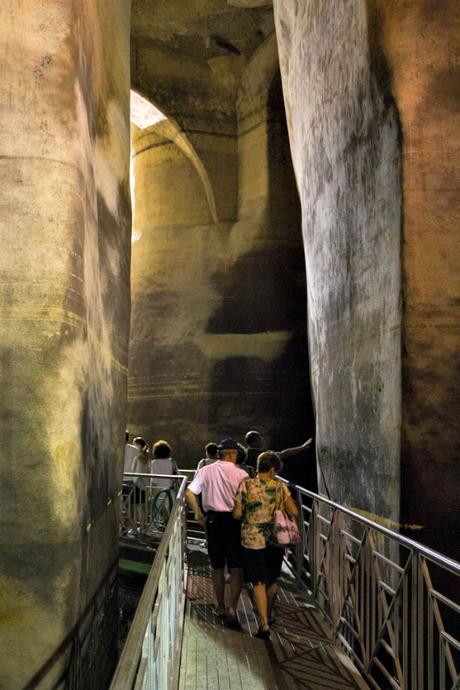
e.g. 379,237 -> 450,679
233,451 -> 298,638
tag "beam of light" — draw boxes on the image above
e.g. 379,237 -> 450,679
130,90 -> 167,129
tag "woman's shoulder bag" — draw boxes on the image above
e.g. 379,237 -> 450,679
271,481 -> 301,548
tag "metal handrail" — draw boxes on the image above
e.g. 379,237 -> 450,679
277,479 -> 460,576
120,472 -> 184,536
114,469 -> 460,689
123,472 -> 182,479
111,474 -> 188,690
277,477 -> 460,689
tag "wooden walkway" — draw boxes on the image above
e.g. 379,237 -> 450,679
179,547 -> 368,690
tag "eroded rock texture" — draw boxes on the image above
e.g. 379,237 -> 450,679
274,0 -> 460,555
129,9 -> 314,468
0,1 -> 131,686
274,0 -> 402,524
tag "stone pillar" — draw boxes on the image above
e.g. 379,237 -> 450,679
274,0 -> 402,524
0,1 -> 131,687
274,0 -> 460,555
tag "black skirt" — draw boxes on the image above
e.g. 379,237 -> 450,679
242,544 -> 285,585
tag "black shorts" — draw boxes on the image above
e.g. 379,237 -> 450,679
134,485 -> 146,504
206,512 -> 242,570
242,544 -> 284,585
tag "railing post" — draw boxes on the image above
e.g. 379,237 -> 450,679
310,499 -> 317,599
294,490 -> 304,586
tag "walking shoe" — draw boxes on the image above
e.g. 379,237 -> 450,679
255,627 -> 270,640
225,616 -> 242,631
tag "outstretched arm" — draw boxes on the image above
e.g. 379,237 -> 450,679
278,437 -> 313,461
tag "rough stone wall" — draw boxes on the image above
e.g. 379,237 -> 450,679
209,36 -> 313,468
0,1 -> 131,687
377,0 -> 460,556
274,0 -> 402,523
128,123 -> 228,462
128,36 -> 314,470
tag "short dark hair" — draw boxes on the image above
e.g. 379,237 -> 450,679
245,430 -> 262,448
205,442 -> 218,458
133,436 -> 147,450
153,440 -> 171,459
257,451 -> 281,474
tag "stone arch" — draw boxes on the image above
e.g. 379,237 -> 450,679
131,89 -> 218,223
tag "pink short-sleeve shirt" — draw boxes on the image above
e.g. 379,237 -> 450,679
188,461 -> 248,512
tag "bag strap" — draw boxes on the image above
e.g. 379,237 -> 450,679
274,480 -> 284,511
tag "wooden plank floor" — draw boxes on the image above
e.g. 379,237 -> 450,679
179,547 -> 368,690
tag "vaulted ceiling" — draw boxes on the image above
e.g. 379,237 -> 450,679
131,0 -> 274,64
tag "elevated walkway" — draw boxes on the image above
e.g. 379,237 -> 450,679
180,547 -> 366,690
111,472 -> 460,690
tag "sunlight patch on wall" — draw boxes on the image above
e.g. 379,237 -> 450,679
130,90 -> 166,129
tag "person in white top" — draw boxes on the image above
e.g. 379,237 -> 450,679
131,437 -> 151,527
150,440 -> 178,490
124,431 -> 139,474
196,442 -> 219,471
186,438 -> 248,628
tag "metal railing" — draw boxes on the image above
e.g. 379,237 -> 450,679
111,474 -> 188,690
120,472 -> 179,539
278,479 -> 460,690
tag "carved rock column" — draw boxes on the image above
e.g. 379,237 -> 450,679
0,1 -> 131,686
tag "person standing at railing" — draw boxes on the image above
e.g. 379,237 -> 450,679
244,430 -> 313,474
131,437 -> 151,528
196,442 -> 219,471
233,451 -> 298,639
150,440 -> 178,490
124,431 -> 139,474
186,438 -> 248,629
236,442 -> 256,478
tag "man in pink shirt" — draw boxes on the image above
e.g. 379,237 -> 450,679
186,438 -> 248,629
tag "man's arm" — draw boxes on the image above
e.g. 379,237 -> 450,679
186,488 -> 205,525
278,437 -> 313,461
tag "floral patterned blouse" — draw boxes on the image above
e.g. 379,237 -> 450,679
235,477 -> 290,550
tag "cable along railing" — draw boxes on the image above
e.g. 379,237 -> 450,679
278,478 -> 460,690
